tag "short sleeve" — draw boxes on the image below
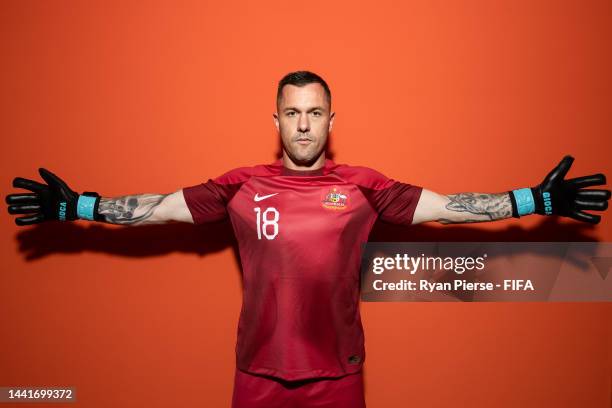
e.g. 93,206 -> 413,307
182,180 -> 231,224
369,181 -> 423,225
182,167 -> 255,224
346,166 -> 423,226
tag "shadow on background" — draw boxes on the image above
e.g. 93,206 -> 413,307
14,220 -> 237,261
13,214 -> 600,262
369,215 -> 601,243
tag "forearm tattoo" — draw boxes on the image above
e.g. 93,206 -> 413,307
440,192 -> 512,224
98,194 -> 168,225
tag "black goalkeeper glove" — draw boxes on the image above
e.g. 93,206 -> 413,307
6,168 -> 102,226
509,155 -> 610,224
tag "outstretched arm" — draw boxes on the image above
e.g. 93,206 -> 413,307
413,190 -> 513,224
411,155 -> 610,225
97,191 -> 193,225
6,168 -> 195,226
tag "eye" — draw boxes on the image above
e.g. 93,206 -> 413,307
312,111 -> 322,117
286,111 -> 296,117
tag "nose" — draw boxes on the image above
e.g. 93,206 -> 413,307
298,113 -> 310,132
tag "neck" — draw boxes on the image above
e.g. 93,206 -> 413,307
282,151 -> 326,171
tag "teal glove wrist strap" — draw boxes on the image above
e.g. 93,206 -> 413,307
77,195 -> 98,220
512,188 -> 535,216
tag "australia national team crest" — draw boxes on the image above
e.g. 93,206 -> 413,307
321,186 -> 349,210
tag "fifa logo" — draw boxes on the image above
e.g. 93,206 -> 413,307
321,187 -> 348,210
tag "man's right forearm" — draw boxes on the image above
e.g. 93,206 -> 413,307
97,194 -> 170,225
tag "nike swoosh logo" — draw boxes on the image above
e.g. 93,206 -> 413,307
254,193 -> 279,202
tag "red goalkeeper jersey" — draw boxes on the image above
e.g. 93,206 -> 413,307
182,159 -> 422,381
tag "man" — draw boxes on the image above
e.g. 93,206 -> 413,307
6,71 -> 610,407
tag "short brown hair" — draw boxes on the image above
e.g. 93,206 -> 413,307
277,71 -> 331,107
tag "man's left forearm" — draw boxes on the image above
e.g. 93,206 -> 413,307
411,156 -> 609,226
439,192 -> 513,224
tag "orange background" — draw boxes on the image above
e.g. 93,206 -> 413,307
1,1 -> 611,407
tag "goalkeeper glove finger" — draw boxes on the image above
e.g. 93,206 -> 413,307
6,168 -> 101,226
510,155 -> 610,224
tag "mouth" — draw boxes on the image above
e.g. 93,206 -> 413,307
296,139 -> 312,145
294,135 -> 313,145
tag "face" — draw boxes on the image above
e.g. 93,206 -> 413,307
274,83 -> 334,168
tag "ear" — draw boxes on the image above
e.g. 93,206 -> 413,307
328,111 -> 335,132
273,112 -> 280,132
